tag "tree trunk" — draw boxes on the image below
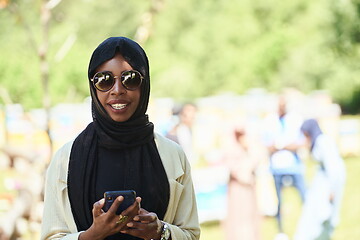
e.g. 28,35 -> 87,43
39,0 -> 53,160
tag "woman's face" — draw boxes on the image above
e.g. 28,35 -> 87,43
95,53 -> 141,122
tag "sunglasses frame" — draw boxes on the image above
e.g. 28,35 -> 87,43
91,70 -> 144,92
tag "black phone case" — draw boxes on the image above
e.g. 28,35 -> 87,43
103,190 -> 136,215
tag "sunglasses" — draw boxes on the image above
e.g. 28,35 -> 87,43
91,70 -> 143,92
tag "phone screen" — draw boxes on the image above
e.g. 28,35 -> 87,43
103,190 -> 136,215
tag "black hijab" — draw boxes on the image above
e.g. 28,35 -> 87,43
67,37 -> 170,238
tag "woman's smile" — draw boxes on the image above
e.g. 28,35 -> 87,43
107,99 -> 130,111
110,103 -> 128,110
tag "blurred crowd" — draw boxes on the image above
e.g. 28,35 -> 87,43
0,88 -> 359,240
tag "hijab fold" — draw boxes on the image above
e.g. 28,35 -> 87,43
67,37 -> 170,237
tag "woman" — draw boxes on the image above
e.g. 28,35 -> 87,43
223,126 -> 262,240
40,37 -> 200,240
294,119 -> 346,240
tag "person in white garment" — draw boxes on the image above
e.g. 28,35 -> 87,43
294,118 -> 346,240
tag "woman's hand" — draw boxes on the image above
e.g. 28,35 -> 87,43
120,208 -> 163,240
79,196 -> 141,240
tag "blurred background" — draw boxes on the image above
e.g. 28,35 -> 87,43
0,0 -> 359,239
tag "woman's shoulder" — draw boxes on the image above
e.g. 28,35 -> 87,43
313,134 -> 340,156
55,140 -> 74,159
154,132 -> 184,153
48,140 -> 74,171
154,132 -> 189,178
315,134 -> 335,148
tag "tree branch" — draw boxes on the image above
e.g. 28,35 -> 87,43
6,3 -> 39,54
134,0 -> 165,44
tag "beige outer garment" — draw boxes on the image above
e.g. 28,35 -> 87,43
41,133 -> 200,240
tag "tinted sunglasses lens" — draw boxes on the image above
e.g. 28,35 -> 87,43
121,71 -> 142,90
93,72 -> 114,91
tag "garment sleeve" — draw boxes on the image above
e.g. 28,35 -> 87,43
164,147 -> 200,240
40,142 -> 81,240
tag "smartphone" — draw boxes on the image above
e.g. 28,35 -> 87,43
103,190 -> 136,215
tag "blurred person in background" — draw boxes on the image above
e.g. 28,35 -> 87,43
165,103 -> 198,166
40,37 -> 200,240
223,125 -> 262,240
262,95 -> 306,240
293,119 -> 346,240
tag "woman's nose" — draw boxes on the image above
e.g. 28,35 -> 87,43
110,78 -> 126,95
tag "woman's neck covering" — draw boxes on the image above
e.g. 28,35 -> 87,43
301,118 -> 323,150
67,37 -> 170,236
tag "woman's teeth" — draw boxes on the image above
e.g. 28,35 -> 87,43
111,103 -> 127,110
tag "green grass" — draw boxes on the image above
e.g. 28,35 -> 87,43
200,157 -> 360,240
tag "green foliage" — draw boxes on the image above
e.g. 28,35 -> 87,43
0,0 -> 359,112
